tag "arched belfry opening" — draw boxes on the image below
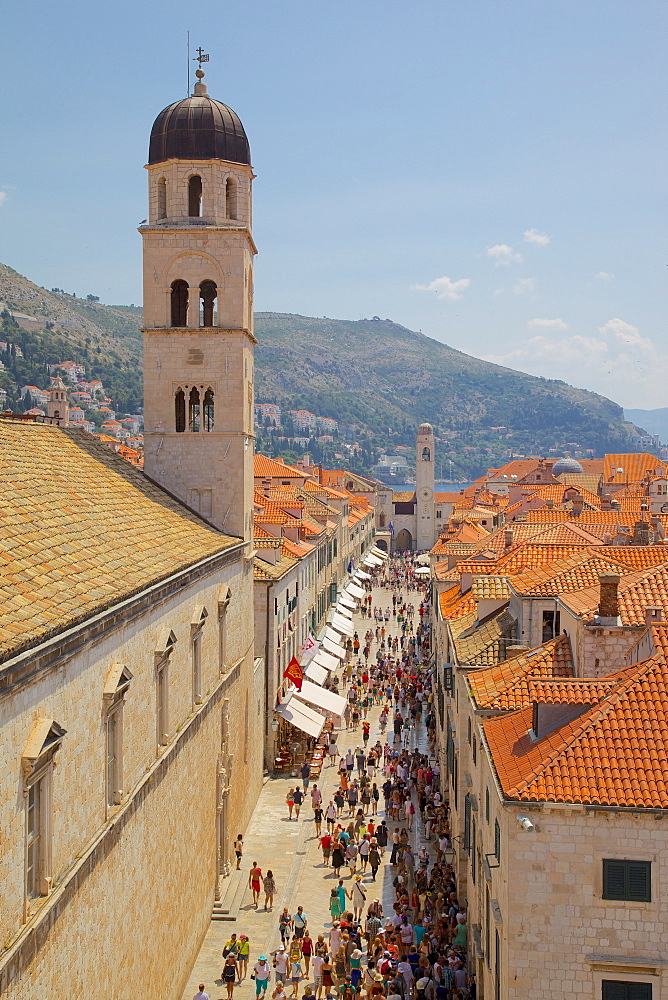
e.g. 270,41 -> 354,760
199,281 -> 217,327
203,388 -> 215,431
157,177 -> 167,220
188,175 -> 203,217
422,447 -> 431,461
225,178 -> 237,220
175,388 -> 186,432
189,387 -> 201,432
171,280 -> 188,327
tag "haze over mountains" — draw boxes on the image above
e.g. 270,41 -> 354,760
0,262 -> 644,476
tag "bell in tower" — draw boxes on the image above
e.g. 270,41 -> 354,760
140,59 -> 257,541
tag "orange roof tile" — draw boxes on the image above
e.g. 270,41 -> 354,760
483,654 -> 668,806
468,635 -> 574,710
560,561 -> 668,624
604,453 -> 667,484
254,454 -> 306,479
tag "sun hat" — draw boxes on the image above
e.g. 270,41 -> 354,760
279,945 -> 285,951
259,955 -> 267,962
374,975 -> 383,982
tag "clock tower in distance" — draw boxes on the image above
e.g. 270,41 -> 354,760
415,422 -> 436,551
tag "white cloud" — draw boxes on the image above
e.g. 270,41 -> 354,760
486,244 -> 523,266
523,228 -> 550,247
0,192 -> 7,208
528,317 -> 568,331
412,275 -> 471,301
595,271 -> 614,281
481,315 -> 665,407
493,288 -> 504,297
513,277 -> 535,296
599,317 -> 652,350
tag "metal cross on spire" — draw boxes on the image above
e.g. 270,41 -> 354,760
194,47 -> 209,69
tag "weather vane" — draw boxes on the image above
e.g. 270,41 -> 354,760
194,47 -> 210,70
187,34 -> 210,95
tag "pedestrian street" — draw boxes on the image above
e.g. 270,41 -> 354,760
182,578 -> 435,1000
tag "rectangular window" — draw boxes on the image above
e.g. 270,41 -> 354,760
467,717 -> 472,745
485,787 -> 490,823
472,735 -> 477,765
464,793 -> 472,853
192,632 -> 202,705
156,662 -> 169,746
219,608 -> 228,676
26,778 -> 44,899
602,983 -> 652,1000
603,860 -> 651,902
106,707 -> 123,810
484,887 -> 491,968
494,930 -> 501,1000
494,818 -> 501,861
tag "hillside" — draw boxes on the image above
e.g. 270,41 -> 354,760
254,313 -> 633,468
0,263 -> 638,476
625,408 -> 668,443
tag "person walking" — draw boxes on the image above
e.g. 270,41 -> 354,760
300,931 -> 313,975
237,935 -> 250,980
293,906 -> 308,939
263,870 -> 276,911
253,956 -> 271,999
329,887 -> 342,921
351,874 -> 367,921
301,761 -> 311,791
194,986 -> 210,1000
325,801 -> 337,832
293,787 -> 304,820
234,833 -> 244,870
368,839 -> 381,881
313,804 -> 323,837
223,954 -> 238,998
249,862 -> 263,907
279,908 -> 293,944
286,788 -> 295,820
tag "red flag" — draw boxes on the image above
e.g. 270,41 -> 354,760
283,656 -> 304,691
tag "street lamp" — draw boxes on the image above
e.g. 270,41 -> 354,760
271,717 -> 279,732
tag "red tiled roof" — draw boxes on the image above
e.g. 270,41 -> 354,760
468,635 -> 574,710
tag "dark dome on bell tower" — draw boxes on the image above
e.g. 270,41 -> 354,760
148,75 -> 250,166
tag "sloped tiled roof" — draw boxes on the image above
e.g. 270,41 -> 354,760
254,454 -> 306,479
604,453 -> 667,483
468,635 -> 574,710
454,606 -> 516,666
560,562 -> 668,624
392,491 -> 416,502
510,551 -> 629,597
471,576 -> 511,601
0,421 -> 239,662
483,653 -> 668,806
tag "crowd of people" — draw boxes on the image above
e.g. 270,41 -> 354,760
193,555 -> 473,1000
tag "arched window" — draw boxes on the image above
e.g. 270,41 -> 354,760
203,388 -> 215,431
175,388 -> 186,432
171,280 -> 188,327
188,175 -> 203,217
422,447 -> 431,461
225,177 -> 237,220
157,177 -> 167,219
199,280 -> 217,327
189,387 -> 200,432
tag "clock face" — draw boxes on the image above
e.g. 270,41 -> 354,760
419,486 -> 433,501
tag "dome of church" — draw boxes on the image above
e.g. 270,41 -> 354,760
418,422 -> 433,434
148,90 -> 250,166
552,457 -> 584,475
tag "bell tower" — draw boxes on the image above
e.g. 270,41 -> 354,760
415,422 -> 435,550
140,62 -> 256,541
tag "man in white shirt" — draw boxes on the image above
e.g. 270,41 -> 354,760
312,951 -> 326,999
193,987 -> 209,1000
273,945 -> 289,983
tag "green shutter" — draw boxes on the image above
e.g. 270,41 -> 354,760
603,860 -> 651,902
464,793 -> 471,852
494,819 -> 500,861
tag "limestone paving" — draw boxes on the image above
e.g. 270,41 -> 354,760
181,581 -> 432,1000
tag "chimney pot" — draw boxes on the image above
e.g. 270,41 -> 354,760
598,572 -> 621,623
646,606 -> 664,626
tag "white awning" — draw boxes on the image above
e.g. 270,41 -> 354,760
345,583 -> 366,600
324,627 -> 345,647
370,546 -> 389,560
414,566 -> 430,575
322,636 -> 345,660
330,615 -> 354,637
313,649 -> 340,672
298,680 -> 347,717
277,699 -> 324,738
363,554 -> 384,568
416,554 -> 431,565
338,594 -> 357,612
335,604 -> 353,620
305,661 -> 329,685
355,570 -> 372,581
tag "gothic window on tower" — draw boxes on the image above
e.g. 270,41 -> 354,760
188,175 -> 203,217
157,177 -> 167,220
422,447 -> 431,461
203,388 -> 215,431
199,280 -> 217,327
171,280 -> 188,327
175,388 -> 186,432
189,387 -> 201,432
225,177 -> 237,220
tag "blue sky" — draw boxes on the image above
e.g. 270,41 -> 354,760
0,0 -> 665,407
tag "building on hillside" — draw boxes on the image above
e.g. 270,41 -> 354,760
47,376 -> 69,427
0,67 -> 263,1000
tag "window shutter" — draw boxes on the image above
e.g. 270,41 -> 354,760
464,793 -> 471,853
627,861 -> 651,902
603,860 -> 627,900
602,981 -> 652,1000
494,819 -> 501,861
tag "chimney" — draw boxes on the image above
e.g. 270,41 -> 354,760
544,460 -> 554,472
546,498 -> 554,509
603,533 -> 612,545
504,528 -> 514,549
651,516 -> 666,542
646,606 -> 664,626
571,497 -> 584,516
598,573 -> 621,624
